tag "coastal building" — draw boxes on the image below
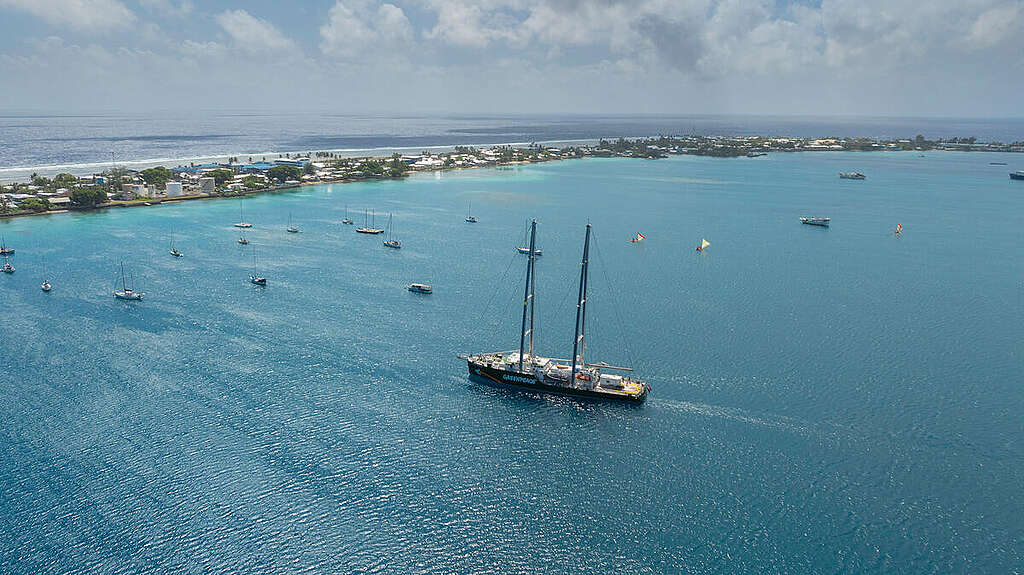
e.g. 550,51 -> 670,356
165,182 -> 183,197
199,177 -> 215,194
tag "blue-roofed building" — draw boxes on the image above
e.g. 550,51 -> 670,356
234,162 -> 277,173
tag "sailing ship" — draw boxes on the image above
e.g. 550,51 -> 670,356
894,223 -> 903,235
237,231 -> 249,245
234,200 -> 252,228
515,221 -> 543,255
286,212 -> 299,233
249,246 -> 266,285
408,283 -> 432,294
630,232 -> 645,243
1,254 -> 13,274
460,221 -> 649,403
800,217 -> 830,227
41,260 -> 51,291
356,209 -> 384,234
839,172 -> 866,180
465,201 -> 478,223
169,238 -> 183,257
342,206 -> 354,225
382,213 -> 401,248
0,236 -> 13,255
695,238 -> 710,252
113,262 -> 143,300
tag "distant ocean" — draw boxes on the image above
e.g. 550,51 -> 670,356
2,112 -> 1023,182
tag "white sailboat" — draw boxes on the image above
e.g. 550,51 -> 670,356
516,221 -> 542,255
342,206 -> 353,225
41,259 -> 51,291
356,209 -> 384,234
286,212 -> 299,233
465,201 -> 478,223
249,245 -> 266,285
383,213 -> 401,249
113,262 -> 143,300
234,200 -> 252,228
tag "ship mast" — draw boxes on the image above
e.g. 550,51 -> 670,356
518,220 -> 538,371
570,223 -> 591,386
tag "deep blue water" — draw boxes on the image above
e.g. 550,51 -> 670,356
1,152 -> 1023,573
2,112 -> 1023,182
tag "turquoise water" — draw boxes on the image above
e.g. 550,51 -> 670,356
1,153 -> 1022,572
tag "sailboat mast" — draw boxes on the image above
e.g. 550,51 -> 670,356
570,224 -> 591,386
527,222 -> 537,358
518,220 -> 537,372
120,262 -> 127,291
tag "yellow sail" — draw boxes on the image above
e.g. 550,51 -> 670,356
700,238 -> 710,249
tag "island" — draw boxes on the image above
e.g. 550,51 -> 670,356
1,134 -> 1021,219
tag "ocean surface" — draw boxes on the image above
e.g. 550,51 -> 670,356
2,112 -> 1024,182
1,152 -> 1023,573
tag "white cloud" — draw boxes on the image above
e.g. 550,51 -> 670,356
215,9 -> 296,54
0,0 -> 135,32
319,1 -> 412,59
965,2 -> 1023,50
139,0 -> 193,18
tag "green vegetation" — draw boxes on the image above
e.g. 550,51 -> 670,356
358,161 -> 384,177
19,197 -> 50,212
207,169 -> 235,186
267,165 -> 302,183
52,173 -> 77,189
387,154 -> 409,177
140,166 -> 175,188
70,187 -> 108,207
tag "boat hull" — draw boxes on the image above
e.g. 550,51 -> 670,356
466,361 -> 647,403
1010,172 -> 1024,181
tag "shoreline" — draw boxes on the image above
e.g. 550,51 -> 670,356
2,134 -> 1022,222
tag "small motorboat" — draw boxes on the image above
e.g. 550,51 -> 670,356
800,217 -> 830,227
383,240 -> 401,249
408,283 -> 432,294
839,172 -> 866,180
249,274 -> 267,286
1010,171 -> 1024,181
234,222 -> 253,228
41,281 -> 51,292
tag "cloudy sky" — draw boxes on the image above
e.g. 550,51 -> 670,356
0,0 -> 1021,116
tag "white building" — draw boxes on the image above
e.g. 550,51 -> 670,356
165,182 -> 183,197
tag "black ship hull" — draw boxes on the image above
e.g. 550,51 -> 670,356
467,361 -> 647,403
1010,172 -> 1024,181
